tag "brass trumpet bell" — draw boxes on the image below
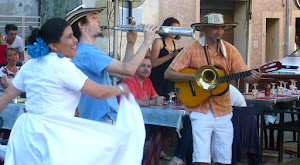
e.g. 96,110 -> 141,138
195,65 -> 220,90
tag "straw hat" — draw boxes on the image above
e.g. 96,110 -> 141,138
191,13 -> 238,31
65,4 -> 105,25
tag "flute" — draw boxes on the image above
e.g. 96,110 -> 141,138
101,25 -> 195,39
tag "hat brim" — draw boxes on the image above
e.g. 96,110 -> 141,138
191,23 -> 238,31
65,8 -> 105,25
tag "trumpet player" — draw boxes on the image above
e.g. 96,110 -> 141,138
65,4 -> 158,124
165,13 -> 261,165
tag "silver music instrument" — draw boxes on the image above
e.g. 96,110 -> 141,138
104,25 -> 195,39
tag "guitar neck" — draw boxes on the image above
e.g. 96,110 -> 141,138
220,68 -> 259,83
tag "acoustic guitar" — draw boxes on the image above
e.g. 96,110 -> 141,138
174,61 -> 282,107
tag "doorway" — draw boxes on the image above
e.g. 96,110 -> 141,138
265,18 -> 279,62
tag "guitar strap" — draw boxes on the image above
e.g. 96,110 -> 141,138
203,46 -> 215,96
203,46 -> 210,65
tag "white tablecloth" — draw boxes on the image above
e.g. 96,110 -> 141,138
0,103 -> 24,130
140,105 -> 186,137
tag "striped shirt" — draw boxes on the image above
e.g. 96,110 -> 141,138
170,36 -> 248,117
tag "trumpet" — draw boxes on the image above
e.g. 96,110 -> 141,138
102,25 -> 195,39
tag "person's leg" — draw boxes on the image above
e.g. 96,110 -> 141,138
170,115 -> 193,164
190,111 -> 214,164
211,112 -> 233,165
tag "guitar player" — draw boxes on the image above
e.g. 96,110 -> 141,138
164,13 -> 261,165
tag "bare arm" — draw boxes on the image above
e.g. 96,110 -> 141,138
105,24 -> 159,76
0,77 -> 8,89
80,79 -> 130,99
0,85 -> 22,113
241,70 -> 262,84
123,21 -> 137,63
151,39 -> 178,68
164,67 -> 194,82
0,33 -> 6,45
108,72 -> 130,79
136,95 -> 165,107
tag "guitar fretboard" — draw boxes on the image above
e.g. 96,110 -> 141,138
220,68 -> 259,83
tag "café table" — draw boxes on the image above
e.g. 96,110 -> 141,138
243,91 -> 300,163
140,104 -> 186,165
0,103 -> 25,139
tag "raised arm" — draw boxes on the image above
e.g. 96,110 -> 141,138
122,21 -> 137,63
105,24 -> 159,76
150,38 -> 178,68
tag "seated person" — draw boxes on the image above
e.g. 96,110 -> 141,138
229,84 -> 247,107
121,56 -> 165,106
121,56 -> 171,160
0,48 -> 20,89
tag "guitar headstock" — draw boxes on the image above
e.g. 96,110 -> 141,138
259,61 -> 283,73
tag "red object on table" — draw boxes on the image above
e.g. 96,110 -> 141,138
276,95 -> 291,97
172,107 -> 185,110
257,97 -> 275,100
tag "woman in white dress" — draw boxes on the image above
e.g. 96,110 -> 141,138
0,18 -> 133,165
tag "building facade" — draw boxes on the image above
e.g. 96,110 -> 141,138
1,0 -> 299,70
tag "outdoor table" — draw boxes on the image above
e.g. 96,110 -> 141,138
0,103 -> 25,139
140,104 -> 186,165
243,91 -> 300,163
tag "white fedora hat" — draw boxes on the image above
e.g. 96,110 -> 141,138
191,13 -> 238,31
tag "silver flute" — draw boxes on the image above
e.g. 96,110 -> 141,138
102,25 -> 195,39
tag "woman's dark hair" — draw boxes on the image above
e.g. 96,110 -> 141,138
159,17 -> 181,40
28,18 -> 69,45
71,17 -> 88,40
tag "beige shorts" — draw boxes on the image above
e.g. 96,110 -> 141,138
189,109 -> 233,164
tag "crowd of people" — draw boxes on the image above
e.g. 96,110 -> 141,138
0,4 -> 262,165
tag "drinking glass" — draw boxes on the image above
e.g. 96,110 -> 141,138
292,80 -> 298,94
282,81 -> 288,95
278,81 -> 284,95
252,83 -> 258,99
271,83 -> 277,97
168,92 -> 176,106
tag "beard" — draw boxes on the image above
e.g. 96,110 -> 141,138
94,32 -> 104,38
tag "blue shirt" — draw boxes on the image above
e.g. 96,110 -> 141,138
73,42 -> 118,122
